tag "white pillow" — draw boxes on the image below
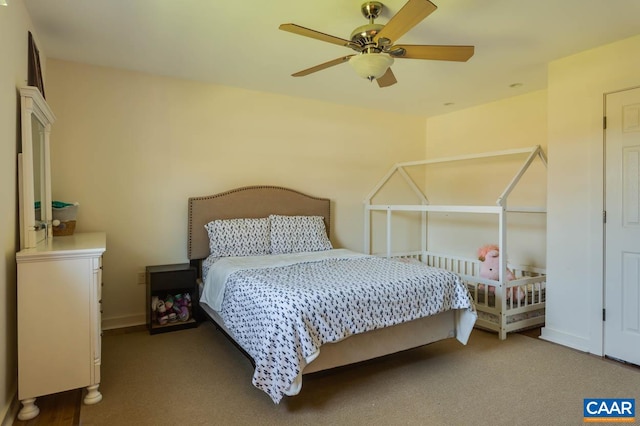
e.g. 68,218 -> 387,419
204,218 -> 270,258
269,215 -> 332,254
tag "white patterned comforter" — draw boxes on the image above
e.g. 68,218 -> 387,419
200,249 -> 476,403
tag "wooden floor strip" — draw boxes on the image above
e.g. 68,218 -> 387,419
12,389 -> 81,426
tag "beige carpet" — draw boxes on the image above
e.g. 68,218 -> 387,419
80,321 -> 639,426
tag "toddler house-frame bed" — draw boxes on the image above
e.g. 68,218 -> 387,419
364,145 -> 548,340
187,185 -> 476,403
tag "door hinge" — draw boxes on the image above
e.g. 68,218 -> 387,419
603,116 -> 607,129
603,308 -> 606,321
603,211 -> 607,223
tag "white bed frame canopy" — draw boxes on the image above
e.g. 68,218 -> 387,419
364,145 -> 548,282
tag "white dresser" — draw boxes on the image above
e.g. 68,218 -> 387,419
16,232 -> 106,420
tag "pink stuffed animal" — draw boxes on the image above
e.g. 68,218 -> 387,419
478,244 -> 523,301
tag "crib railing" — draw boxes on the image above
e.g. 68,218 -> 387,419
379,250 -> 547,339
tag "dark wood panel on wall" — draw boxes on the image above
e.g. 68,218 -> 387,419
27,31 -> 45,98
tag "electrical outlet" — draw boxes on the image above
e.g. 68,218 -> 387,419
137,272 -> 146,285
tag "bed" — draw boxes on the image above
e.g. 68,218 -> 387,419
364,146 -> 548,340
187,185 -> 477,403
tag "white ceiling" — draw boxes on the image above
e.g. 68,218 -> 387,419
24,0 -> 640,117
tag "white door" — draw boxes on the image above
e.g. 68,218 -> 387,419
605,86 -> 640,366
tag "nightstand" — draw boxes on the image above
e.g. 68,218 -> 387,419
146,264 -> 198,334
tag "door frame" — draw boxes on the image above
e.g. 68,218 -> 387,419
601,85 -> 640,358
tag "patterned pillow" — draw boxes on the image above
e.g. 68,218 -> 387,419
204,218 -> 270,258
269,215 -> 332,254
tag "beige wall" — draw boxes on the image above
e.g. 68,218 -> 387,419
45,60 -> 427,328
422,31 -> 640,356
542,34 -> 640,354
423,91 -> 548,266
0,2 -> 42,422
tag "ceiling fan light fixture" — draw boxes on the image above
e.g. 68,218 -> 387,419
349,53 -> 394,81
280,0 -> 472,88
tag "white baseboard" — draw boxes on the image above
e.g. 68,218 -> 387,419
540,326 -> 591,353
102,314 -> 145,330
1,389 -> 19,426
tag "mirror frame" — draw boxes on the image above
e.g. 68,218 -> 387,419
19,86 -> 55,249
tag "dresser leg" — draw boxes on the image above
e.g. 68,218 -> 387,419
17,398 -> 39,420
84,384 -> 102,404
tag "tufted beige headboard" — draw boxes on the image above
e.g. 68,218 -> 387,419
188,185 -> 331,260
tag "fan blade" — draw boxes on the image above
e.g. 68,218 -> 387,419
392,45 -> 474,61
279,23 -> 354,48
374,0 -> 437,44
377,68 -> 397,88
291,55 -> 355,77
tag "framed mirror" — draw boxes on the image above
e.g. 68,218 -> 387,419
18,86 -> 55,249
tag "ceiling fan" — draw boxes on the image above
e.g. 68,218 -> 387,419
279,0 -> 474,88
